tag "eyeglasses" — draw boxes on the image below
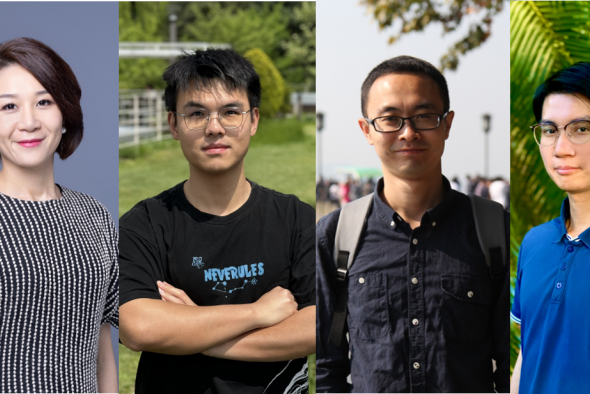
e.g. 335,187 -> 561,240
531,119 -> 590,146
365,111 -> 450,133
174,108 -> 253,131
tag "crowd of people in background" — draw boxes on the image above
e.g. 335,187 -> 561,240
316,175 -> 510,211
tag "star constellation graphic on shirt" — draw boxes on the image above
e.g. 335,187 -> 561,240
212,278 -> 258,297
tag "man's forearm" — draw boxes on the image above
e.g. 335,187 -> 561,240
120,299 -> 263,355
202,306 -> 316,362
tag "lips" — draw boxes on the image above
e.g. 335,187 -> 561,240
395,148 -> 426,155
17,139 -> 43,148
555,166 -> 581,175
202,143 -> 229,154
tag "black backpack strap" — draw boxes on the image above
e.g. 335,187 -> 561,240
328,193 -> 374,346
469,194 -> 507,279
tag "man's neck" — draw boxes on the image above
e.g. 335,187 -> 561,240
381,167 -> 445,229
184,162 -> 251,217
567,191 -> 590,237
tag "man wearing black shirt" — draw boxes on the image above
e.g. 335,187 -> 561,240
119,49 -> 316,394
316,56 -> 509,393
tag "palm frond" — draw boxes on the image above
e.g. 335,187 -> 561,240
510,1 -> 590,371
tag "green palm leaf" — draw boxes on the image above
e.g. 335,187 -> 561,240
510,1 -> 590,372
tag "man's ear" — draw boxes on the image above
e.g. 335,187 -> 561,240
359,117 -> 375,146
443,110 -> 455,140
168,111 -> 180,140
249,108 -> 260,137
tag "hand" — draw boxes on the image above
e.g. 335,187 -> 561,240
252,286 -> 297,327
157,281 -> 197,306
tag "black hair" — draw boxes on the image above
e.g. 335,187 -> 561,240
163,48 -> 261,115
361,55 -> 450,117
532,62 -> 590,121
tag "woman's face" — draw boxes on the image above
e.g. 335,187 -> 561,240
0,64 -> 63,170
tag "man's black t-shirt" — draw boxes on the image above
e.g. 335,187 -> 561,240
120,181 -> 315,394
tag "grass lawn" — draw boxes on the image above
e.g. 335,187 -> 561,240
119,122 -> 316,393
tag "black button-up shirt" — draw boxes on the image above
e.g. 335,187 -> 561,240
316,177 -> 509,393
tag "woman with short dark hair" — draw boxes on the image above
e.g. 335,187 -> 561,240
0,37 -> 118,393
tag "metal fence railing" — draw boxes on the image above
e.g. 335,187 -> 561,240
119,89 -> 170,148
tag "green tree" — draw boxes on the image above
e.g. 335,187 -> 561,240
360,0 -> 504,71
279,2 -> 316,88
179,2 -> 289,62
510,0 -> 590,372
244,48 -> 286,118
119,1 -> 170,89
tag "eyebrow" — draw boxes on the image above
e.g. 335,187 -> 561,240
183,101 -> 245,110
0,90 -> 49,99
375,102 -> 437,115
540,115 -> 590,124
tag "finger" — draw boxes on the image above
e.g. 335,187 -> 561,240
162,281 -> 197,306
159,288 -> 185,305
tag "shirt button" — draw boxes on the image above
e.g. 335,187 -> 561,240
359,277 -> 365,284
432,221 -> 437,227
413,362 -> 420,369
568,246 -> 574,252
467,291 -> 474,298
413,238 -> 418,245
556,282 -> 562,289
412,319 -> 419,326
390,221 -> 395,227
412,277 -> 418,285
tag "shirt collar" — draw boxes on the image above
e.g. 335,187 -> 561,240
372,176 -> 455,228
553,197 -> 590,246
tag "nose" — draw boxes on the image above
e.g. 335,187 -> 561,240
205,112 -> 225,136
553,129 -> 575,157
17,106 -> 41,132
398,119 -> 421,141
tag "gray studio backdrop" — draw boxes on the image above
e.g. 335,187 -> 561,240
0,2 -> 120,370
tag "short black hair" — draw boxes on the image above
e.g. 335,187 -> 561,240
360,55 -> 450,117
0,37 -> 83,159
532,62 -> 590,121
163,48 -> 261,114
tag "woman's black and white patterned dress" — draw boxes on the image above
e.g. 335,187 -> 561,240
0,186 -> 119,393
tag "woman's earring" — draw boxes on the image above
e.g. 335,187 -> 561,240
62,128 -> 66,134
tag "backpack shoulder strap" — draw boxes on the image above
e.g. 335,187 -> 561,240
333,193 -> 374,272
469,194 -> 507,279
328,193 -> 373,346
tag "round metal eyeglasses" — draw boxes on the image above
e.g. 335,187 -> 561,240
531,120 -> 590,146
365,111 -> 450,133
175,108 -> 253,130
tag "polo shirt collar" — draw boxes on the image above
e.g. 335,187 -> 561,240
372,176 -> 454,228
553,197 -> 590,246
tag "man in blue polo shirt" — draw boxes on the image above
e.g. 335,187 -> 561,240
511,62 -> 590,393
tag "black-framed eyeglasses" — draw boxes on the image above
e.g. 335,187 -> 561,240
531,119 -> 590,146
365,111 -> 450,133
174,108 -> 253,130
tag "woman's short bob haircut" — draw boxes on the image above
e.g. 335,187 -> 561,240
0,37 -> 83,159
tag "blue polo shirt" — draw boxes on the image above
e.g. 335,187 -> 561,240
511,198 -> 590,394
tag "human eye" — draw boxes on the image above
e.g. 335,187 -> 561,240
415,113 -> 434,120
1,103 -> 17,111
221,108 -> 240,117
188,110 -> 206,117
572,121 -> 590,133
540,125 -> 557,134
37,99 -> 54,107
